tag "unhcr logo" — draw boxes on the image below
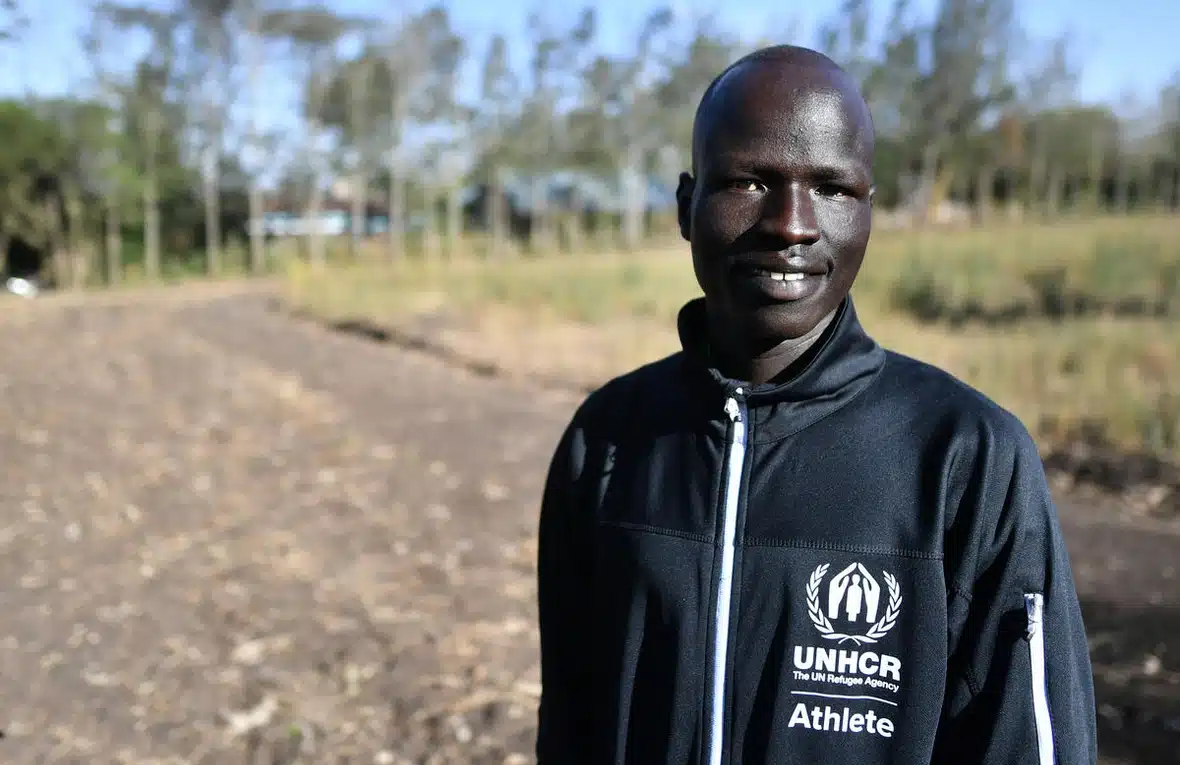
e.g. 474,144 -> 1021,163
806,562 -> 902,646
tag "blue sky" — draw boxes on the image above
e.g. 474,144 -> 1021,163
3,0 -> 1177,127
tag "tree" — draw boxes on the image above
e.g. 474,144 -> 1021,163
1014,33 -> 1079,217
234,0 -> 275,274
1160,73 -> 1180,208
336,29 -> 381,259
0,0 -> 25,44
98,2 -> 183,281
0,102 -> 69,274
376,5 -> 463,260
894,0 -> 1018,219
180,0 -> 239,275
818,0 -> 874,86
473,33 -> 518,255
0,99 -> 109,287
654,17 -> 738,179
262,6 -> 355,268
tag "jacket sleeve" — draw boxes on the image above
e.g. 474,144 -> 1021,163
934,422 -> 1097,765
535,413 -> 595,765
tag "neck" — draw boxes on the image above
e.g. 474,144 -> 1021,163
711,308 -> 838,386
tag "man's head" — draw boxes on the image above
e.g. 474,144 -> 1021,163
676,45 -> 875,358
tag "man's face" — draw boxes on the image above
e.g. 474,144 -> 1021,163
677,60 -> 875,351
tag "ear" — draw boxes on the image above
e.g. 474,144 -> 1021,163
676,172 -> 695,242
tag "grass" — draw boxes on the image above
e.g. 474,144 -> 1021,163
283,215 -> 1180,458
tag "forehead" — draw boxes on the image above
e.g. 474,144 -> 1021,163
698,63 -> 872,171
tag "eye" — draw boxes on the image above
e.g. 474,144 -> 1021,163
816,184 -> 852,198
727,179 -> 765,193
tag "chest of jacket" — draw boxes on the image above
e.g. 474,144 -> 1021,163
582,399 -> 953,764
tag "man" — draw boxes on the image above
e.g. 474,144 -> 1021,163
536,45 -> 1097,765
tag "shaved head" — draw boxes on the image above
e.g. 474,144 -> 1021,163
691,45 -> 875,175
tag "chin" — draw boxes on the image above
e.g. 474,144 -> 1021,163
760,314 -> 822,342
740,303 -> 828,345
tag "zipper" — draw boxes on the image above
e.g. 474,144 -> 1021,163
707,390 -> 748,765
1024,593 -> 1056,765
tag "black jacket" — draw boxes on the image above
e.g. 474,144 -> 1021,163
536,296 -> 1097,765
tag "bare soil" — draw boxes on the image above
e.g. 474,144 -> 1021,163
0,288 -> 1176,764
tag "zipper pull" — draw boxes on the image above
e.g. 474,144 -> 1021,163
724,388 -> 744,422
1024,593 -> 1043,641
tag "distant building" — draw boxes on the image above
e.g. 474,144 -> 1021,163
248,170 -> 678,241
251,195 -> 389,238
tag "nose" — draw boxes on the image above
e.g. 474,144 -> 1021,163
761,182 -> 819,246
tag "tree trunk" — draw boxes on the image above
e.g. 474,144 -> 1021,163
530,176 -> 549,253
245,25 -> 266,275
915,143 -> 940,224
1115,161 -> 1130,214
345,52 -> 372,262
386,83 -> 409,261
307,180 -> 326,270
304,116 -> 328,270
144,172 -> 161,281
620,149 -> 646,251
421,187 -> 440,261
350,168 -> 366,261
1027,148 -> 1046,216
445,185 -> 461,258
66,191 -> 87,289
1088,134 -> 1105,213
44,199 -> 65,282
140,106 -> 163,282
202,145 -> 221,276
1045,166 -> 1064,219
566,185 -> 583,253
634,169 -> 649,248
105,198 -> 121,286
248,183 -> 265,274
46,236 -> 70,289
975,165 -> 995,223
387,166 -> 405,260
488,166 -> 505,258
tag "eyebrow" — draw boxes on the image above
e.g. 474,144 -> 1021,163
707,154 -> 871,185
809,164 -> 871,185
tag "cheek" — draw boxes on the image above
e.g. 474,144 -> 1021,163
694,196 -> 761,243
816,198 -> 864,230
818,202 -> 871,249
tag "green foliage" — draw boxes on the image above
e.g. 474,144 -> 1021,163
0,101 -> 67,176
0,101 -> 72,249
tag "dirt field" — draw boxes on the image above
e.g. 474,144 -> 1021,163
0,287 -> 1176,764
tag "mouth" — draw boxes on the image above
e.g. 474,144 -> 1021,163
747,268 -> 809,283
731,262 -> 827,302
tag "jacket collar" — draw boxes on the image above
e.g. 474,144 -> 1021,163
676,295 -> 886,437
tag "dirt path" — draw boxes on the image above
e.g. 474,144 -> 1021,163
0,291 -> 1176,764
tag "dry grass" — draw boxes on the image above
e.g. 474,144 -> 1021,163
284,215 -> 1180,457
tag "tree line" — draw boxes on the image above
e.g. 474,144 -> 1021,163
1,0 -> 1178,287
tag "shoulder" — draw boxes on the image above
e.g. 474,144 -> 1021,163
880,352 -> 1059,551
545,352 -> 687,482
878,349 -> 1038,457
566,352 -> 688,434
876,349 -> 1051,542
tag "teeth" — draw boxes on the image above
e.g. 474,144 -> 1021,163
753,268 -> 806,282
